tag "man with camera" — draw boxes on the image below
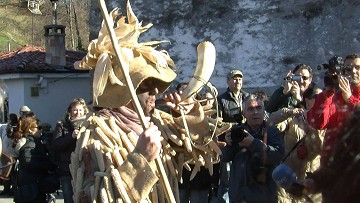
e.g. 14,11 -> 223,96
222,94 -> 284,203
307,54 -> 360,166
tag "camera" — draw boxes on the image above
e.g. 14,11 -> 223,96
317,55 -> 351,88
283,75 -> 302,83
230,125 -> 247,144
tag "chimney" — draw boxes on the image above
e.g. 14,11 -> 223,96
44,0 -> 66,68
44,25 -> 66,67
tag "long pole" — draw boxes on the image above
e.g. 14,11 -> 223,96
97,0 -> 176,202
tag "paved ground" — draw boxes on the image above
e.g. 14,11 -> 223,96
0,185 -> 64,203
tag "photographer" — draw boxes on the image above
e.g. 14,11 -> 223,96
307,54 -> 360,166
266,64 -> 316,113
221,94 -> 284,203
267,88 -> 323,203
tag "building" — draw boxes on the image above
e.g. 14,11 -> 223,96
0,24 -> 90,130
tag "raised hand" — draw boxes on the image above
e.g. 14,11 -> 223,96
339,75 -> 351,102
135,122 -> 162,162
162,90 -> 195,114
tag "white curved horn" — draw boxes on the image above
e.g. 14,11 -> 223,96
181,41 -> 216,101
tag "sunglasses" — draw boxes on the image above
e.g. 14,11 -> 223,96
137,79 -> 158,93
294,75 -> 311,81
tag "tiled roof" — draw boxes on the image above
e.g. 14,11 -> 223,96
0,45 -> 88,74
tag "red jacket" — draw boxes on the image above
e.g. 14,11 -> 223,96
307,84 -> 360,163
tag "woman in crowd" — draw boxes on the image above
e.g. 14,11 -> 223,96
268,88 -> 323,203
266,64 -> 316,113
50,98 -> 89,203
15,116 -> 57,203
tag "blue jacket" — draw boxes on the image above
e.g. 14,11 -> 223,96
221,122 -> 284,203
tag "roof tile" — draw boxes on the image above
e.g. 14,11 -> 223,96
0,45 -> 87,73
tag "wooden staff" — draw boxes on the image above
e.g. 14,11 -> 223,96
97,0 -> 176,202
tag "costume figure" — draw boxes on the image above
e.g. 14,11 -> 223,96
71,1 -> 229,202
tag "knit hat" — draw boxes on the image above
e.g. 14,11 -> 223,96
74,1 -> 177,108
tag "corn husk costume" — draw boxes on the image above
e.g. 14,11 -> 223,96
71,1 -> 231,202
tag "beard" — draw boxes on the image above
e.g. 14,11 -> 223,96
141,97 -> 156,116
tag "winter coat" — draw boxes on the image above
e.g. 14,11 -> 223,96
17,136 -> 55,185
266,83 -> 317,114
50,119 -> 77,176
266,86 -> 301,114
268,108 -> 324,203
221,122 -> 284,203
217,88 -> 249,124
307,84 -> 360,164
16,135 -> 56,203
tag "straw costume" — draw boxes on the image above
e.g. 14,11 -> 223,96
71,1 -> 230,202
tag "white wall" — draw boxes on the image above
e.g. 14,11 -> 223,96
1,72 -> 91,130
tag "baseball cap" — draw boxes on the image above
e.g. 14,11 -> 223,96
227,69 -> 243,79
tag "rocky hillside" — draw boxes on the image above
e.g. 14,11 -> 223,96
89,0 -> 360,92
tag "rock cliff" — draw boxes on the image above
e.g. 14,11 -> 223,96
89,0 -> 360,93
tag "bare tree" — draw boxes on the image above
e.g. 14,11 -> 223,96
65,0 -> 75,49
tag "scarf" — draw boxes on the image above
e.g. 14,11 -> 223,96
98,106 -> 143,135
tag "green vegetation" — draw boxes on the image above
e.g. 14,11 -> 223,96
0,3 -> 31,52
0,0 -> 89,53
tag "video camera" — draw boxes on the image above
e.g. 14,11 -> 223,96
317,55 -> 351,88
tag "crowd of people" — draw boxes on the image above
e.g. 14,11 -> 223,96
0,50 -> 360,203
0,100 -> 90,203
2,54 -> 358,203
0,56 -> 359,203
1,1 -> 360,202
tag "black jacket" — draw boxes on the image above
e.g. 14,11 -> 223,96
50,119 -> 77,176
217,88 -> 249,124
17,136 -> 56,186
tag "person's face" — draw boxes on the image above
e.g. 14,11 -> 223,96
243,99 -> 264,129
136,78 -> 159,116
20,111 -> 28,118
294,68 -> 312,94
227,75 -> 243,92
29,123 -> 41,136
71,104 -> 85,119
344,57 -> 360,85
205,92 -> 214,107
